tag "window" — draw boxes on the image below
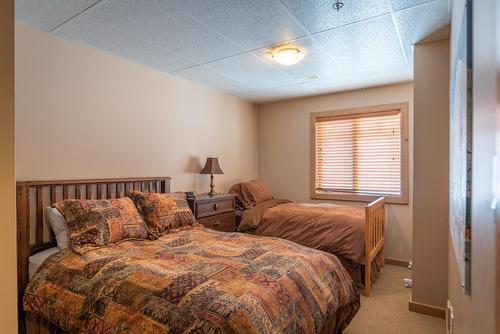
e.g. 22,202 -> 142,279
310,103 -> 409,204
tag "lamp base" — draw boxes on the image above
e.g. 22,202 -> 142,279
208,174 -> 217,197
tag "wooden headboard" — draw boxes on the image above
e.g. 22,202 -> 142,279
16,177 -> 171,331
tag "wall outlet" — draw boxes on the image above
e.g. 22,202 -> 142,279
408,261 -> 413,269
403,278 -> 412,288
446,300 -> 454,334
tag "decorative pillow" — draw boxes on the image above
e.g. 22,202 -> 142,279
44,207 -> 69,249
246,180 -> 273,204
126,191 -> 196,238
229,180 -> 273,209
52,197 -> 148,254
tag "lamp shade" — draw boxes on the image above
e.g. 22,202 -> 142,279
200,157 -> 223,175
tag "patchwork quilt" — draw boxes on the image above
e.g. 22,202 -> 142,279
24,226 -> 360,334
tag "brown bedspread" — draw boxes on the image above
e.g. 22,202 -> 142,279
239,201 -> 366,265
24,225 -> 359,334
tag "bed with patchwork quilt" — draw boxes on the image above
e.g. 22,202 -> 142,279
24,225 -> 359,334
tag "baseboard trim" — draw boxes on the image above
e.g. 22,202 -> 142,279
409,300 -> 446,319
385,258 -> 410,268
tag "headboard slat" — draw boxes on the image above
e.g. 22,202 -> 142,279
16,177 -> 171,329
50,186 -> 56,204
107,184 -> 112,199
97,184 -> 103,199
35,188 -> 43,245
86,184 -> 92,200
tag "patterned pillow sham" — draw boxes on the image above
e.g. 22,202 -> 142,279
52,197 -> 148,254
126,191 -> 196,238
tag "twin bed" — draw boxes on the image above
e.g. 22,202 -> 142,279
17,177 -> 363,334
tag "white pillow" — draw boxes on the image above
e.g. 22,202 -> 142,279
29,247 -> 60,279
45,207 -> 69,249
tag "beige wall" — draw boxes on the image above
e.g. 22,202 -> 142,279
0,0 -> 18,333
258,82 -> 414,261
15,23 -> 258,193
411,37 -> 450,310
447,0 -> 499,333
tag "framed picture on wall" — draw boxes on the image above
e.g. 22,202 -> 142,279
449,0 -> 472,294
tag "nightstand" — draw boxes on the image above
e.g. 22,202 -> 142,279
187,194 -> 236,232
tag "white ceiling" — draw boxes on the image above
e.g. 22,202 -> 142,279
16,0 -> 451,103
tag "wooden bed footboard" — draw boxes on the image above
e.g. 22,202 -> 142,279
363,197 -> 385,296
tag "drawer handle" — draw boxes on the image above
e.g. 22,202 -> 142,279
212,221 -> 220,226
213,203 -> 218,210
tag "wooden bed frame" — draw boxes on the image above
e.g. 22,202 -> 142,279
15,177 -> 383,332
16,177 -> 171,334
363,197 -> 385,296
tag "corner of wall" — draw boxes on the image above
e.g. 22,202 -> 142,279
0,0 -> 19,332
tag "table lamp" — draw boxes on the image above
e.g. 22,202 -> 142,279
200,157 -> 223,197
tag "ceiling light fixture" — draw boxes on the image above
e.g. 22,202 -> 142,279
272,47 -> 304,66
332,0 -> 344,11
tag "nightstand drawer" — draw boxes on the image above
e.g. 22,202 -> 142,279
198,212 -> 235,232
197,199 -> 234,218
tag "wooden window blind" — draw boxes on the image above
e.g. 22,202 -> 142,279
311,103 -> 408,204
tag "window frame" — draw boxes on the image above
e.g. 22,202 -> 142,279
310,102 -> 409,204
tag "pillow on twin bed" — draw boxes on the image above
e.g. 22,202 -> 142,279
52,197 -> 149,254
229,180 -> 273,209
126,191 -> 196,238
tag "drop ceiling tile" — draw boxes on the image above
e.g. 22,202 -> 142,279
391,0 -> 435,11
251,65 -> 411,102
314,15 -> 407,73
254,37 -> 345,80
171,0 -> 308,50
237,90 -> 278,103
87,0 -> 172,30
55,16 -> 195,73
80,0 -> 244,64
394,0 -> 449,59
17,0 -> 446,102
207,53 -> 295,90
16,0 -> 99,31
280,0 -> 392,34
174,66 -> 255,95
146,13 -> 244,64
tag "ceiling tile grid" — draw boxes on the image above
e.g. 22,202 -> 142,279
170,0 -> 310,50
54,15 -> 196,73
205,53 -> 296,90
393,0 -> 450,58
390,0 -> 436,11
66,0 -> 245,64
15,0 -> 451,103
239,64 -> 412,103
16,0 -> 100,31
279,0 -> 394,34
313,14 -> 408,73
174,66 -> 255,95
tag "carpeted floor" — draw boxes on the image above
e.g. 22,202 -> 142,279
345,265 -> 445,334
